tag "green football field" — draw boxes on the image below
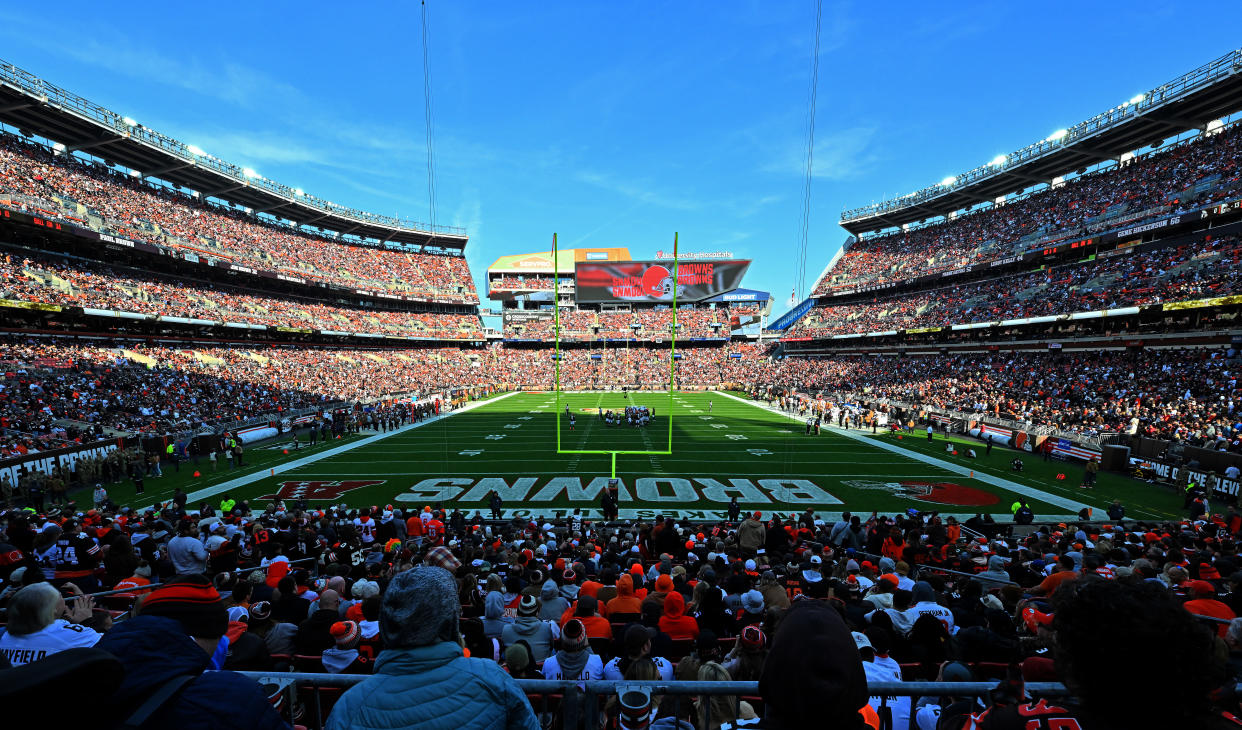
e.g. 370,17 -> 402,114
111,391 -> 1185,523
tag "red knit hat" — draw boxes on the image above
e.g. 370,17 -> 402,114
331,620 -> 360,649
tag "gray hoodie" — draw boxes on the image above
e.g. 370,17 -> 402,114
501,616 -> 555,661
482,590 -> 513,639
539,580 -> 570,622
976,555 -> 1013,589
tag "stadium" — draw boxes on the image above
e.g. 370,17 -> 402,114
1,9 -> 1241,730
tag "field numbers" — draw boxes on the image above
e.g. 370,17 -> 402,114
746,448 -> 772,456
504,424 -> 522,429
459,449 -> 483,456
485,434 -> 506,440
711,423 -> 728,429
726,434 -> 748,440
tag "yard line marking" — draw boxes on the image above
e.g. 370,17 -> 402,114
134,392 -> 520,511
717,391 -> 1104,515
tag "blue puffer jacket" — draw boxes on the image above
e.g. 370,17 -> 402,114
98,615 -> 289,730
325,641 -> 538,730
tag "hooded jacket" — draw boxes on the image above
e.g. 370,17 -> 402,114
501,615 -> 555,661
97,615 -> 289,730
738,518 -> 766,552
538,580 -> 570,622
324,641 -> 538,730
606,574 -> 643,616
482,591 -> 514,639
975,555 -> 1014,589
657,591 -> 700,641
759,600 -> 868,730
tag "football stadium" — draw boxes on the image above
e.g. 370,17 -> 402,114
1,6 -> 1242,729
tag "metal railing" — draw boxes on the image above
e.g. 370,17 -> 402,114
233,672 -> 1073,730
841,47 -> 1242,225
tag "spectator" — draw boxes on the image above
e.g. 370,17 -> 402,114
325,566 -> 537,730
0,582 -> 100,666
98,575 -> 289,730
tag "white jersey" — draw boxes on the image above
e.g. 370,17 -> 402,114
353,517 -> 377,544
541,652 -> 605,682
602,655 -> 674,681
902,601 -> 956,635
0,619 -> 102,666
863,660 -> 911,730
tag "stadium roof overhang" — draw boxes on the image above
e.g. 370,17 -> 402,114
0,60 -> 467,251
839,48 -> 1242,236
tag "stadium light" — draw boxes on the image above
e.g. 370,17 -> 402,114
1129,93 -> 1145,105
989,154 -> 1007,166
940,176 -> 957,186
293,188 -> 305,197
1047,129 -> 1069,142
51,142 -> 65,152
121,116 -> 137,127
242,167 -> 258,179
1206,119 -> 1224,132
186,144 -> 206,157
1119,152 -> 1135,162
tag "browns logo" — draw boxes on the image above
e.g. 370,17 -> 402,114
842,479 -> 999,507
260,480 -> 387,501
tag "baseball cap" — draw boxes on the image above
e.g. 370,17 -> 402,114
851,631 -> 873,651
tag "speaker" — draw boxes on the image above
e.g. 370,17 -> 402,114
1101,444 -> 1130,472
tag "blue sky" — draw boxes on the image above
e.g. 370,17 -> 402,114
2,2 -> 1240,318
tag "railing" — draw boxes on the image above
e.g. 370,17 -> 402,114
233,672 -> 1074,730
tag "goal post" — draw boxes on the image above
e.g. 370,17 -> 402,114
553,231 -> 680,477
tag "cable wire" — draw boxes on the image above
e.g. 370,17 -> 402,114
793,0 -> 823,302
421,0 -> 438,236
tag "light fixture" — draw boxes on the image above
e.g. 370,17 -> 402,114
242,167 -> 258,178
1047,129 -> 1069,142
940,176 -> 957,186
52,142 -> 65,152
293,188 -> 305,196
186,144 -> 205,156
1129,93 -> 1145,105
122,116 -> 137,126
990,154 -> 1007,166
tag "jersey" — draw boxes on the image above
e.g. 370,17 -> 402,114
0,619 -> 102,666
425,519 -> 444,545
353,517 -> 377,544
603,655 -> 674,681
54,533 -> 101,577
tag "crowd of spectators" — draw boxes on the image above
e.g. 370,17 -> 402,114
0,339 -> 495,446
0,251 -> 482,340
753,349 -> 1242,449
506,308 -> 734,341
791,235 -> 1242,338
489,277 -> 555,292
0,134 -> 477,303
1,491 -> 1240,728
818,122 -> 1242,294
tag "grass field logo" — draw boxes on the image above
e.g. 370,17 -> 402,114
842,479 -> 999,506
261,480 -> 387,501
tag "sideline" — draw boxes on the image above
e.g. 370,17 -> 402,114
138,391 -> 519,511
716,391 -> 1105,518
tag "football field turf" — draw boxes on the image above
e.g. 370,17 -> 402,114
117,391 -> 1185,523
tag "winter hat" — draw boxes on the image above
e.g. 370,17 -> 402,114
741,589 -> 765,615
505,643 -> 532,673
352,579 -> 381,599
139,575 -> 228,639
331,620 -> 360,649
518,594 -> 540,617
380,566 -> 460,649
424,546 -> 462,573
845,559 -> 860,572
249,601 -> 272,621
561,619 -> 589,651
740,625 -> 766,650
655,575 -> 674,593
227,605 -> 250,623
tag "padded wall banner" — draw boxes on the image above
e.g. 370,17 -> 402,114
574,260 -> 751,303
